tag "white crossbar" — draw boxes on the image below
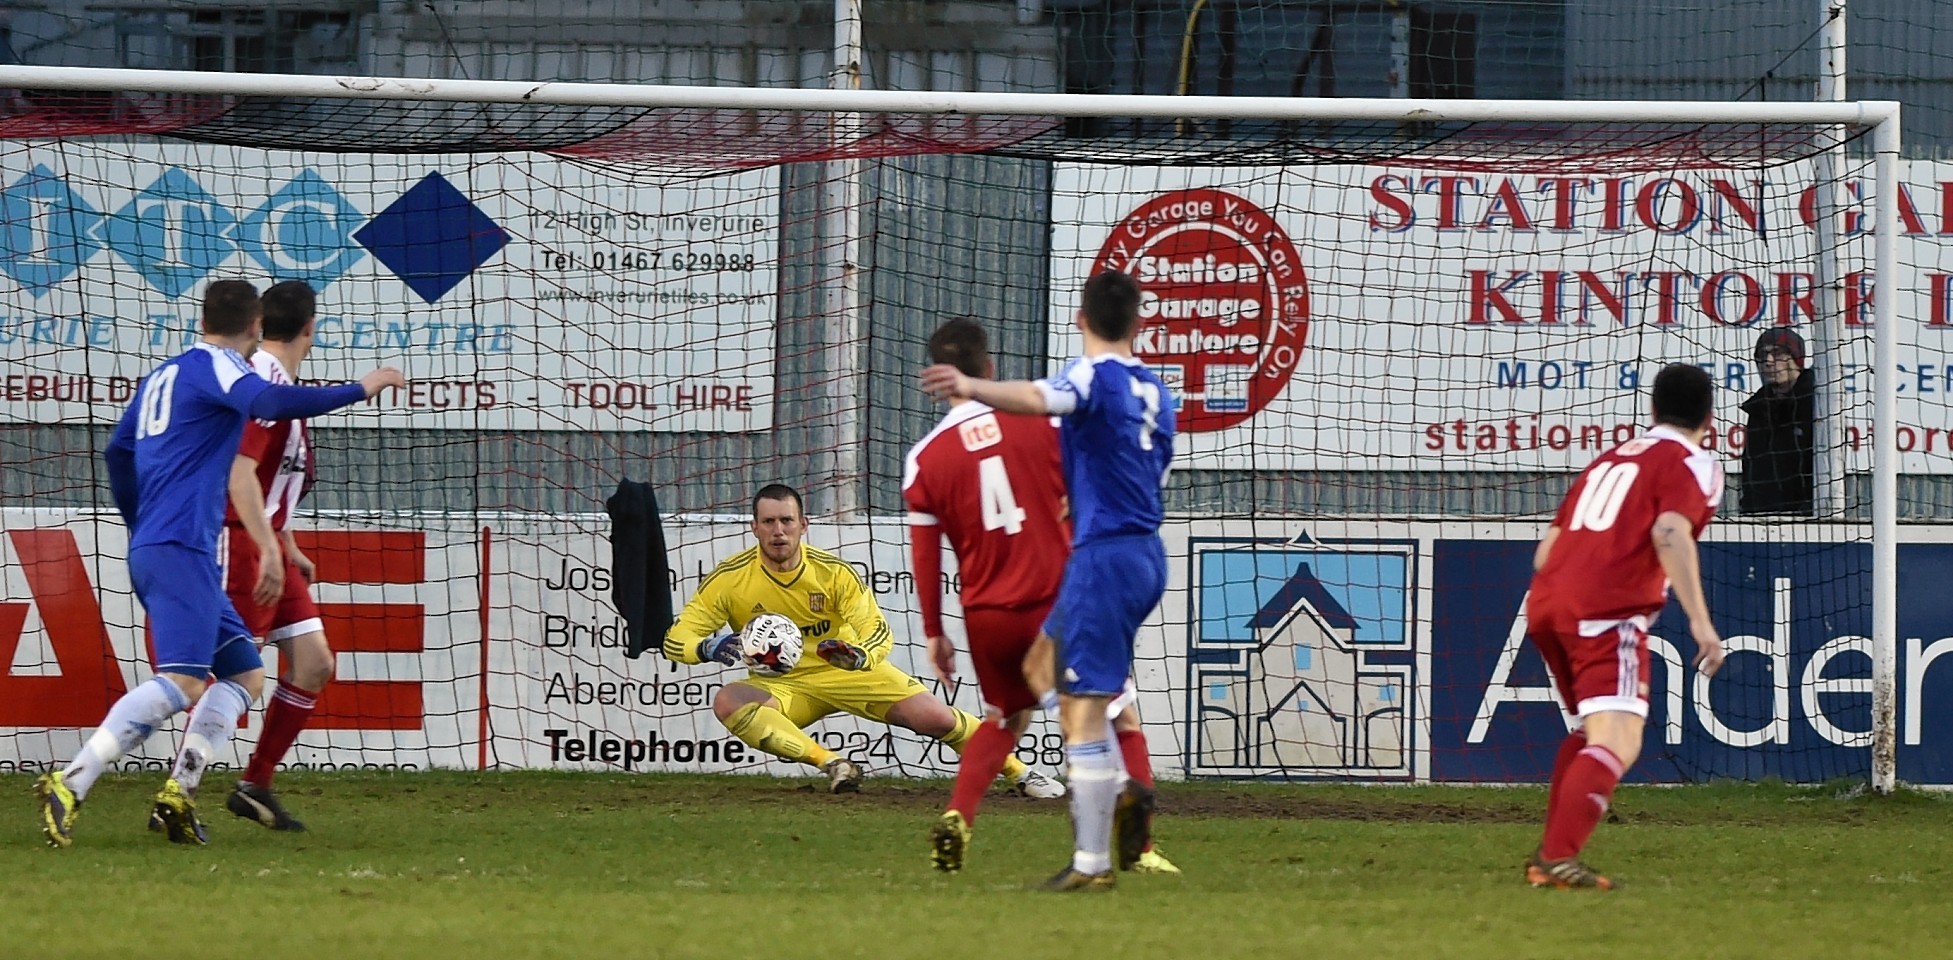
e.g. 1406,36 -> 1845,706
0,65 -> 1900,126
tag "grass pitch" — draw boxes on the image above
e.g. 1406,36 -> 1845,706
3,771 -> 1947,960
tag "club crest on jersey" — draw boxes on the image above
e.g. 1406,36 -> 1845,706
959,413 -> 1003,452
808,593 -> 825,612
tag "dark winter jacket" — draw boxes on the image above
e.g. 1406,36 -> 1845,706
1739,368 -> 1815,515
606,479 -> 675,658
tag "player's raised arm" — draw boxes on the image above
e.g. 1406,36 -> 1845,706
1651,510 -> 1724,676
919,365 -> 1049,415
212,362 -> 405,423
662,574 -> 738,666
253,367 -> 405,421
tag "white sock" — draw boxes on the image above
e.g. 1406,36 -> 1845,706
1039,689 -> 1060,713
170,679 -> 253,796
64,676 -> 190,800
1066,739 -> 1118,875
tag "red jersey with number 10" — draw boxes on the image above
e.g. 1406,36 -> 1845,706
1530,425 -> 1724,626
903,402 -> 1071,617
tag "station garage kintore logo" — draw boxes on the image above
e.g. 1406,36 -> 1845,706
1091,188 -> 1310,433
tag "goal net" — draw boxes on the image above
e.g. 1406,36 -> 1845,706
0,67 -> 1920,788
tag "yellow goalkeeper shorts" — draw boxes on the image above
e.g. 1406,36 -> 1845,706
739,660 -> 930,728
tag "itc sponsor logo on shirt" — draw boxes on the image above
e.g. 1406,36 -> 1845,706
958,412 -> 1003,452
1091,188 -> 1310,432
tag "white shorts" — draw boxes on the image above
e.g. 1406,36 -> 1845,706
1106,679 -> 1139,720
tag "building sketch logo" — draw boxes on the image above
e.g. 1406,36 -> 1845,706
101,167 -> 239,299
237,170 -> 366,288
0,164 -> 103,295
1187,535 -> 1416,778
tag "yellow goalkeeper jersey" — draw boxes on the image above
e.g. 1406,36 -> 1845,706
663,543 -> 894,673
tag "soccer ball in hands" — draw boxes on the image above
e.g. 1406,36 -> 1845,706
739,612 -> 803,676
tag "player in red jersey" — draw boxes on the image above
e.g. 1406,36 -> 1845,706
1524,363 -> 1728,890
906,318 -> 1175,875
905,319 -> 1072,871
219,281 -> 333,832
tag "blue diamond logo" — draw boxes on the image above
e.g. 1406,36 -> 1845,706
100,168 -> 238,299
237,170 -> 366,289
354,172 -> 507,304
0,164 -> 104,296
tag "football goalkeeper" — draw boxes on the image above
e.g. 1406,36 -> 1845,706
664,483 -> 1064,798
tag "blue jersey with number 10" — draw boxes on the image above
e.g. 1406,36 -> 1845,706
1034,354 -> 1176,547
109,343 -> 278,554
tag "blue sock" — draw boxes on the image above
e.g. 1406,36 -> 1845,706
172,678 -> 253,796
1066,739 -> 1118,875
64,676 -> 189,800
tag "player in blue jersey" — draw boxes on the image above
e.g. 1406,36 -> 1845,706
920,270 -> 1176,891
34,279 -> 403,848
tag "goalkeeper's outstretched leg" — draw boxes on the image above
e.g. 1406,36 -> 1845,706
711,681 -> 861,792
708,667 -> 1058,798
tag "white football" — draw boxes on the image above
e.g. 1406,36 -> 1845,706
739,612 -> 803,676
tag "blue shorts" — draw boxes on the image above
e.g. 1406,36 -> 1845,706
129,543 -> 262,680
1042,534 -> 1167,697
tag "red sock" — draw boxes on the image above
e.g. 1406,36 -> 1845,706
1539,744 -> 1624,861
243,682 -> 319,788
1542,730 -> 1588,830
1115,728 -> 1154,787
946,720 -> 1016,825
1115,728 -> 1157,852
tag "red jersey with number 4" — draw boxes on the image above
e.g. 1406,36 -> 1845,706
1530,425 -> 1724,626
221,351 -> 311,533
904,402 -> 1070,621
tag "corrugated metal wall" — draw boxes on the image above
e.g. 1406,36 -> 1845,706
1059,1 -> 1563,100
865,153 -> 1054,515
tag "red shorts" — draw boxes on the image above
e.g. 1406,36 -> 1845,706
222,527 -> 323,643
1527,608 -> 1652,719
963,600 -> 1054,718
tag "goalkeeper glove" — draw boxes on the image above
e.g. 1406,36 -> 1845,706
816,638 -> 868,671
696,633 -> 740,666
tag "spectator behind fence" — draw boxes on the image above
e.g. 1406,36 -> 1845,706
1740,327 -> 1816,516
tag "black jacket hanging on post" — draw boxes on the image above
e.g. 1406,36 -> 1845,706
1739,368 -> 1816,516
605,479 -> 675,659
